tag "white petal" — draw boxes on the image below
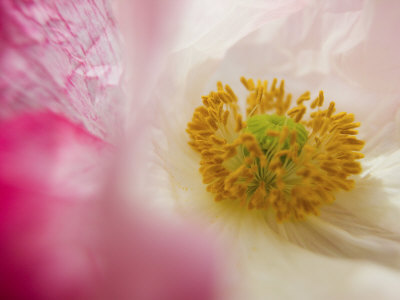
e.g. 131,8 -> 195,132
217,210 -> 400,300
264,146 -> 400,269
204,0 -> 400,152
150,0 -> 400,298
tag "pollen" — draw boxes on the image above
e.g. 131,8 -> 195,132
186,78 -> 365,221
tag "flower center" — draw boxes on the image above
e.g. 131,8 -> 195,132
187,78 -> 365,221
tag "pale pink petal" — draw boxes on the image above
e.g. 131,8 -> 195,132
113,0 -> 189,205
338,0 -> 400,94
115,0 -> 186,122
0,0 -> 123,139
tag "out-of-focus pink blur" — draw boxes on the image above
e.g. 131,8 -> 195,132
0,1 -> 218,299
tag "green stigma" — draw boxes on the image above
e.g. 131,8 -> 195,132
246,114 -> 308,153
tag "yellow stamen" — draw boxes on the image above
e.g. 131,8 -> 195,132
186,78 -> 365,222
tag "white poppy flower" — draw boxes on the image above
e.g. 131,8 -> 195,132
145,1 -> 400,299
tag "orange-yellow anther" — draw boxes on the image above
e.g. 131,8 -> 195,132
187,78 -> 365,222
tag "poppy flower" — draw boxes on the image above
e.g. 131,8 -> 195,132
149,1 -> 400,299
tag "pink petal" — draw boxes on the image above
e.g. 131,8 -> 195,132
0,112 -> 217,300
0,111 -> 108,299
98,204 -> 218,300
0,0 -> 123,139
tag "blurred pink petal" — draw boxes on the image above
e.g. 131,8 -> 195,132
0,0 -> 218,299
0,112 -> 107,299
115,0 -> 186,122
0,112 -> 217,300
100,203 -> 218,300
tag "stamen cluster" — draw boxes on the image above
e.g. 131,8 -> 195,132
187,78 -> 364,221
